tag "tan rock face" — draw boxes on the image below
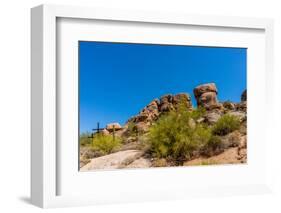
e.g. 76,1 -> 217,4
80,150 -> 144,170
106,123 -> 122,132
100,129 -> 110,135
159,94 -> 174,112
172,93 -> 192,109
193,83 -> 219,109
126,93 -> 192,134
223,101 -> 236,110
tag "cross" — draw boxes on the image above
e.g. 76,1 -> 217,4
89,122 -> 116,143
92,122 -> 104,133
88,122 -> 105,145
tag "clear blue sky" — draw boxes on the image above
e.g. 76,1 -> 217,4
79,41 -> 246,133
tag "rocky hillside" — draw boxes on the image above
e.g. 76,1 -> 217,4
80,83 -> 247,170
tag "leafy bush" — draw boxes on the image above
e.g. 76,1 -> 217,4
200,135 -> 222,157
146,105 -> 211,162
212,114 -> 240,136
80,132 -> 92,146
190,107 -> 206,120
91,133 -> 121,155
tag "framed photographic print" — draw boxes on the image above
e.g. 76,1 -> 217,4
31,4 -> 274,208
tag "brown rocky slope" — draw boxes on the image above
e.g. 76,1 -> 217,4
80,83 -> 247,170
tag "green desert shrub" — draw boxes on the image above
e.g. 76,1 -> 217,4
207,135 -> 222,149
146,105 -> 212,162
212,114 -> 240,136
189,106 -> 206,120
91,133 -> 121,155
200,135 -> 222,156
80,132 -> 92,146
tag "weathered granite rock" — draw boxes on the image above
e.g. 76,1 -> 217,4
236,101 -> 247,112
220,130 -> 242,149
106,123 -> 122,132
172,93 -> 192,109
80,150 -> 144,171
228,111 -> 246,122
193,83 -> 219,109
159,94 -> 174,112
101,129 -> 110,135
127,93 -> 192,129
222,101 -> 236,110
126,157 -> 152,168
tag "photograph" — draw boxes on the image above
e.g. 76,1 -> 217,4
79,41 -> 247,171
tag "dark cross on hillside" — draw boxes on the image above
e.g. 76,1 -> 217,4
92,122 -> 104,134
88,122 -> 104,145
88,122 -> 116,144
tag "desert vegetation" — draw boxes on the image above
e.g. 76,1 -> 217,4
80,83 -> 247,170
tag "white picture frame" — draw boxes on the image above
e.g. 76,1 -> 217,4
31,4 -> 274,208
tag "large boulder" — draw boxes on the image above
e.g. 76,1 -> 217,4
159,93 -> 192,112
80,150 -> 144,170
172,93 -> 192,109
193,83 -> 219,109
106,123 -> 122,132
125,93 -> 192,134
222,101 -> 236,110
159,94 -> 174,112
129,99 -> 160,124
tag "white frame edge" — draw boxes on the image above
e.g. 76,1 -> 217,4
31,4 -> 274,208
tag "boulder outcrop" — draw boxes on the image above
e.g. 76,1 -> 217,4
81,84 -> 248,170
193,83 -> 219,109
126,93 -> 192,133
106,123 -> 122,132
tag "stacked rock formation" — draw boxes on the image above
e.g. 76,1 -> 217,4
126,93 -> 192,133
193,83 -> 219,110
111,83 -> 246,135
